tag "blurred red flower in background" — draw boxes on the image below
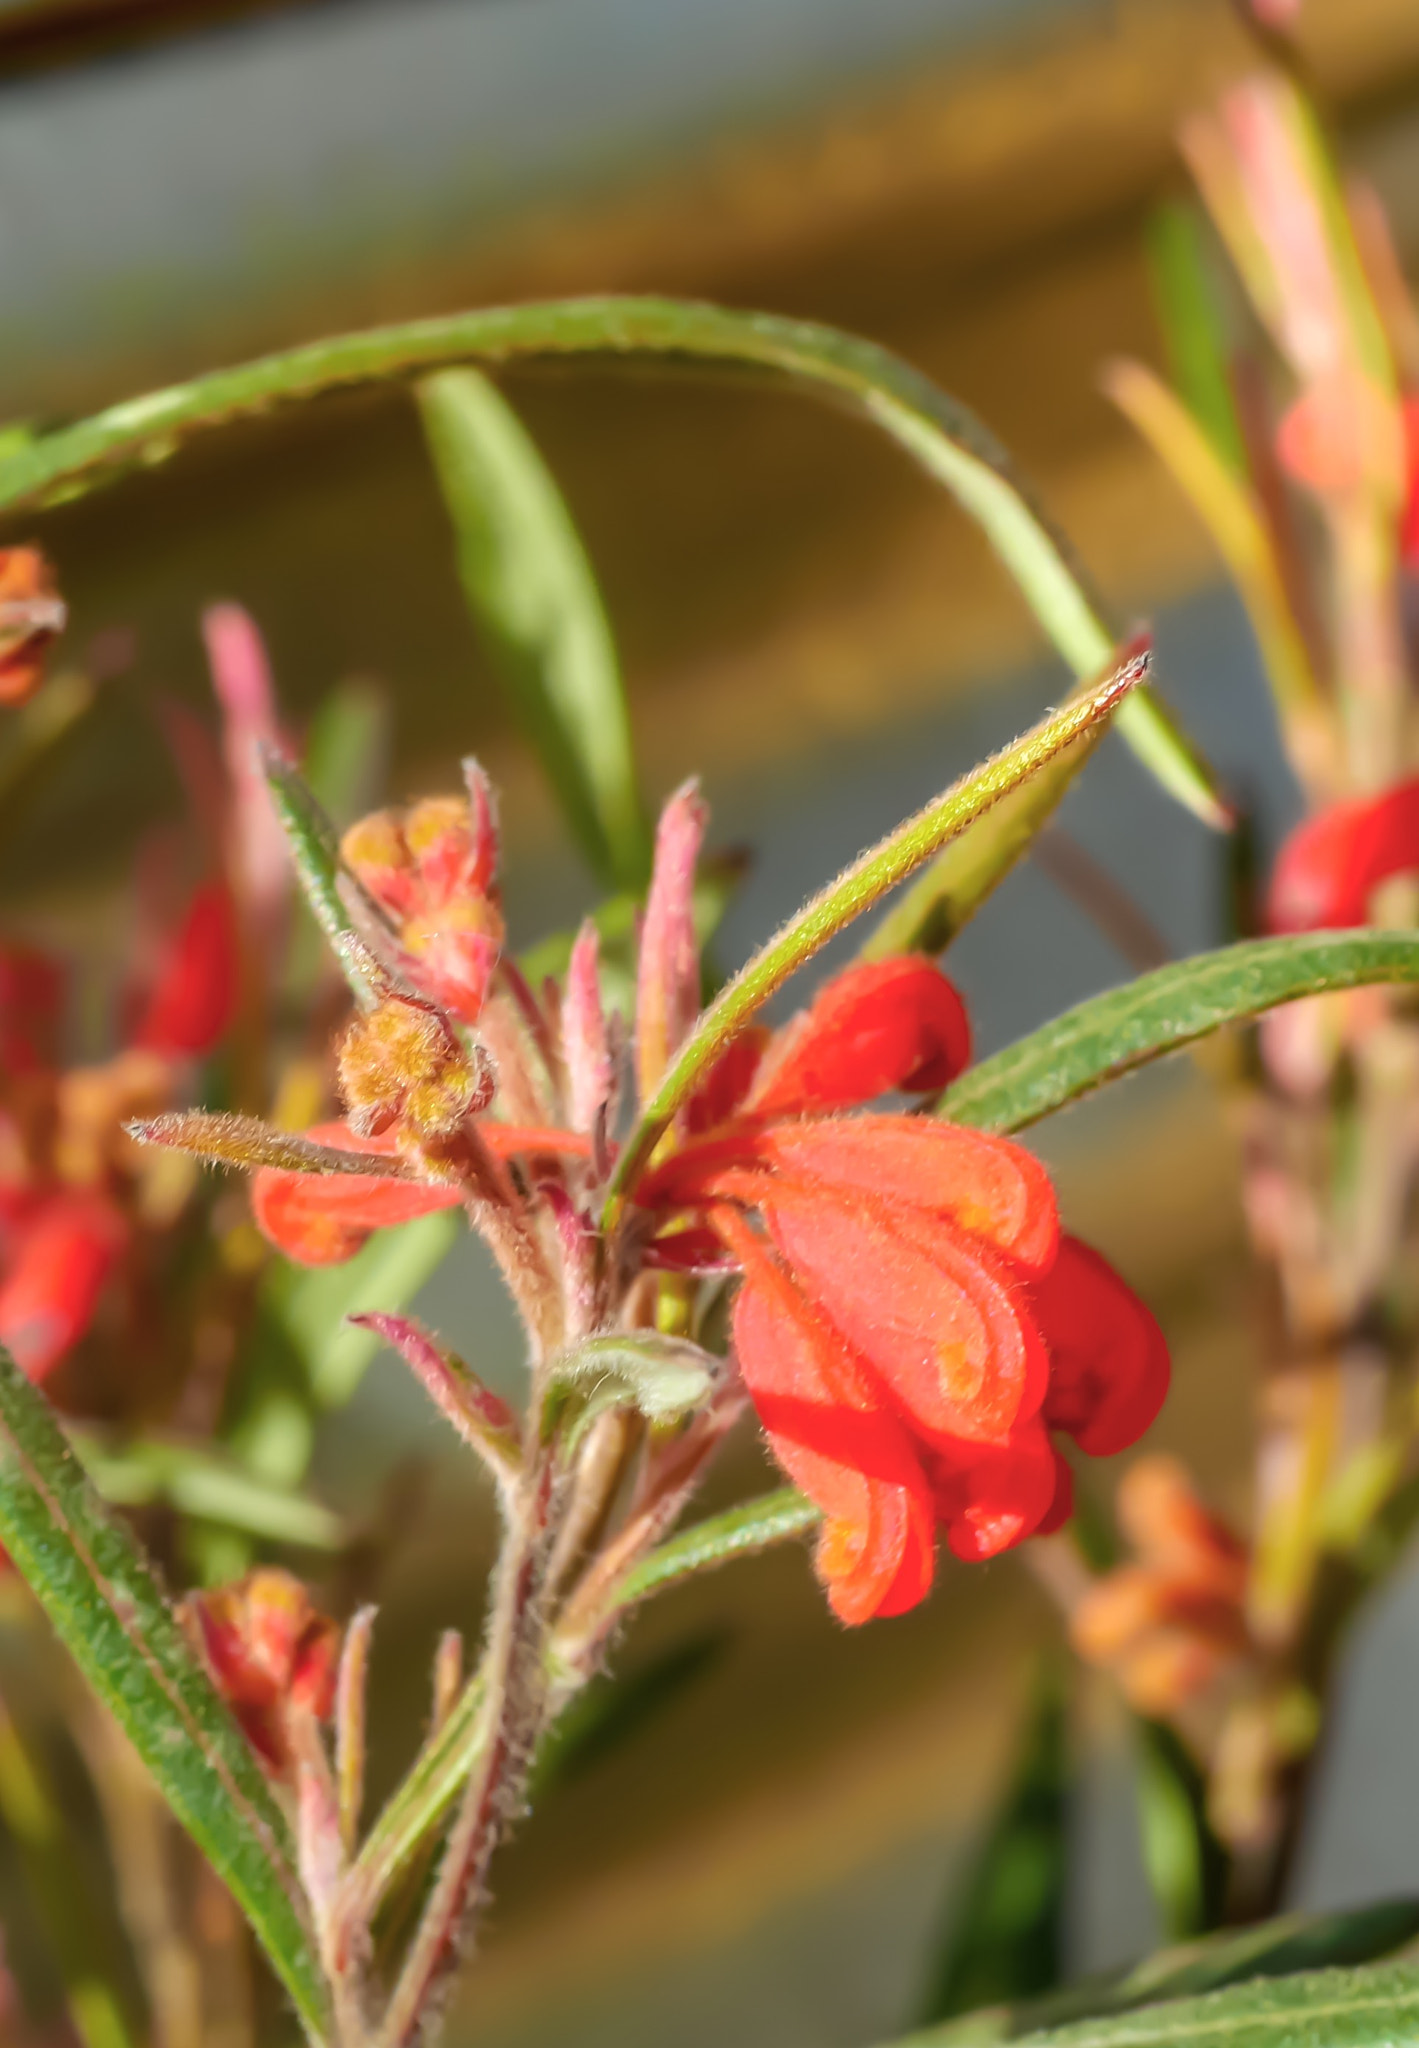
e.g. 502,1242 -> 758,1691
0,884 -> 236,1385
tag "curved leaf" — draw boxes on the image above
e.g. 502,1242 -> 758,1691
905,1902 -> 1419,2047
608,643 -> 1150,1209
1104,359 -> 1324,725
261,748 -> 380,1010
419,368 -> 649,889
0,296 -> 1220,826
939,1960 -> 1419,2048
0,1351 -> 328,2038
938,930 -> 1419,1135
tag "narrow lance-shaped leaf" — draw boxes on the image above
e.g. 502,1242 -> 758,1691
1104,357 -> 1325,729
612,1487 -> 821,1608
285,677 -> 391,1001
0,1350 -> 329,2038
260,745 -> 381,1010
608,642 -> 1151,1210
909,1901 -> 1419,2047
348,1313 -> 522,1484
0,296 -> 1223,826
892,1958 -> 1419,2048
419,369 -> 650,890
128,1109 -> 416,1179
938,929 -> 1419,1135
1145,201 -> 1248,478
1133,1716 -> 1227,1943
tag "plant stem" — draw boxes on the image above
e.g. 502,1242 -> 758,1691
376,1465 -> 554,2048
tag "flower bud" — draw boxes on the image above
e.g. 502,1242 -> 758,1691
188,1567 -> 339,1775
341,777 -> 505,1024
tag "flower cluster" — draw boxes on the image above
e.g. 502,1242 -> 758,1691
249,774 -> 1171,1625
0,883 -> 235,1386
1068,1456 -> 1250,1719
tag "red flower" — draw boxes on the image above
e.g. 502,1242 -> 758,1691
629,957 -> 1169,1621
0,1191 -> 127,1382
1267,778 -> 1419,932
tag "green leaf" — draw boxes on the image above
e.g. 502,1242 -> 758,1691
0,1350 -> 328,2038
351,1672 -> 488,1918
1145,202 -> 1248,479
1134,1718 -> 1227,1943
0,296 -> 1222,825
1104,358 -> 1324,728
74,1434 -> 345,1551
286,677 -> 391,999
861,751 -> 1103,962
937,930 -> 1419,1135
905,1903 -> 1419,2047
608,642 -> 1151,1210
260,746 -> 381,1011
418,368 -> 650,890
544,1333 -> 718,1450
914,1664 -> 1070,2026
613,1486 -> 821,1608
302,676 -> 390,826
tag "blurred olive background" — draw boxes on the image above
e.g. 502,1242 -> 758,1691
5,2 -> 1419,2043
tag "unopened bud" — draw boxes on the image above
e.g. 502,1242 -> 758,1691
342,787 -> 505,1022
187,1567 -> 339,1775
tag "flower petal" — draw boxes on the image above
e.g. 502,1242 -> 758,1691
564,919 -> 613,1135
1031,1235 -> 1170,1455
750,957 -> 971,1117
684,1027 -> 768,1137
762,1183 -> 1047,1444
635,780 -> 707,1101
926,1419 -> 1059,1561
134,882 -> 238,1058
0,1192 -> 127,1380
722,1210 -> 935,1625
761,1114 -> 1058,1275
1267,778 -> 1419,932
252,1166 -> 459,1267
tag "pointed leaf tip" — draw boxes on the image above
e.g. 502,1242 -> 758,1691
347,1312 -> 522,1480
129,1110 -> 417,1179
